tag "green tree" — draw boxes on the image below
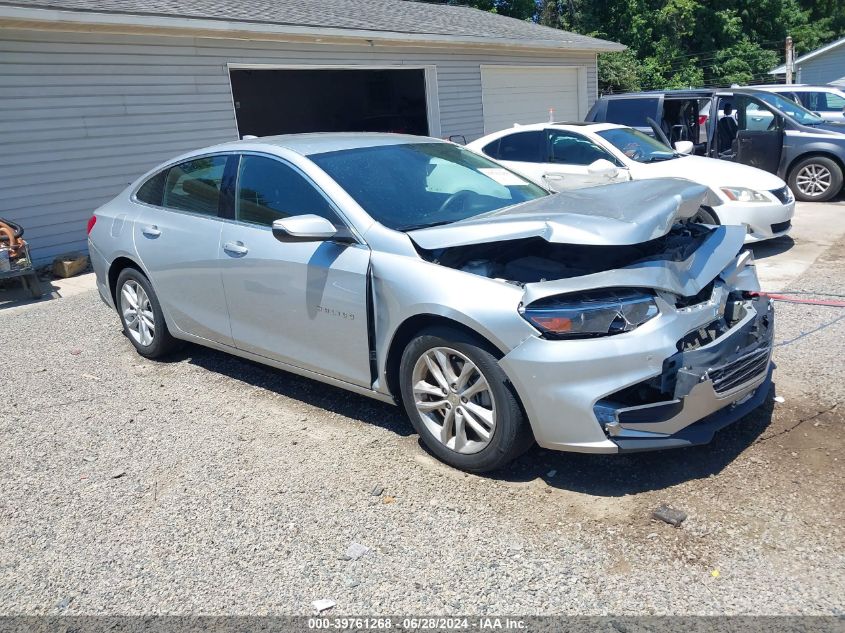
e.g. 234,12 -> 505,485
597,50 -> 642,93
433,0 -> 845,91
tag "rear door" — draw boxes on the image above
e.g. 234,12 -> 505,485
480,130 -> 547,184
132,154 -> 235,346
218,153 -> 372,387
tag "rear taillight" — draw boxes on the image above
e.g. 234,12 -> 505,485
87,215 -> 97,235
698,114 -> 708,126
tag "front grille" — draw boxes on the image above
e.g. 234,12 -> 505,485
707,347 -> 771,395
771,220 -> 792,234
770,186 -> 793,204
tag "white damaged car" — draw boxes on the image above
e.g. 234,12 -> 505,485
468,122 -> 795,243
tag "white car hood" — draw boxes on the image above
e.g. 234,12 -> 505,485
632,155 -> 786,192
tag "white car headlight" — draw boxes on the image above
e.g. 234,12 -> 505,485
720,187 -> 769,203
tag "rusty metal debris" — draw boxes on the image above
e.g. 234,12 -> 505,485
0,217 -> 42,298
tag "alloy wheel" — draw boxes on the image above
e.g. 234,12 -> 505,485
795,163 -> 832,197
411,346 -> 497,454
120,280 -> 155,347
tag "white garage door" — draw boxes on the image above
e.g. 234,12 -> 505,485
480,66 -> 583,134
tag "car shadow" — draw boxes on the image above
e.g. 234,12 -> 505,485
488,384 -> 777,496
177,343 -> 414,438
168,343 -> 775,495
746,235 -> 794,260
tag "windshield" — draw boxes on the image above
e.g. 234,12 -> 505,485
596,127 -> 679,163
755,91 -> 825,126
309,142 -> 548,231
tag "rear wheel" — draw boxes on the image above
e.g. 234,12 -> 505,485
116,267 -> 179,359
788,156 -> 843,202
399,326 -> 533,472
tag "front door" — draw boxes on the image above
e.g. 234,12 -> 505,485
733,96 -> 783,174
218,154 -> 372,387
539,129 -> 629,191
133,154 -> 235,346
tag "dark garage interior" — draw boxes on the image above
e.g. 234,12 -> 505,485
230,68 -> 429,138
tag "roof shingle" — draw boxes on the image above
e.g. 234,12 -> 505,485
0,0 -> 624,51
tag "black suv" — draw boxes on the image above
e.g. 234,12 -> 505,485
586,88 -> 845,201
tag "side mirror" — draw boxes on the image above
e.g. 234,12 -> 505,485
272,214 -> 338,243
587,158 -> 619,178
674,140 -> 694,155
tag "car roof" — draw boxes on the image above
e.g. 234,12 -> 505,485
206,132 -> 446,157
478,121 -> 623,135
600,87 -> 792,99
754,84 -> 844,92
602,89 -> 714,98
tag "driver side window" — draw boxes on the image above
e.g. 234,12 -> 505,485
735,97 -> 779,132
235,155 -> 340,227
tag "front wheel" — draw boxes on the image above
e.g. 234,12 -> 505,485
691,206 -> 719,225
399,326 -> 533,472
788,156 -> 843,202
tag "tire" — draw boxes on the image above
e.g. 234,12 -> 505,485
788,156 -> 843,202
115,267 -> 180,359
399,326 -> 533,473
691,206 -> 719,225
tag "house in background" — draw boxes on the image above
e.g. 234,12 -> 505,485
769,35 -> 845,86
0,0 -> 623,264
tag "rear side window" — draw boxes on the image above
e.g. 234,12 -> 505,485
491,131 -> 544,162
605,98 -> 660,128
235,155 -> 339,227
136,171 -> 167,206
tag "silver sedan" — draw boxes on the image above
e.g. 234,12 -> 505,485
88,134 -> 774,472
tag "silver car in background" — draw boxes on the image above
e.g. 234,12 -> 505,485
88,134 -> 774,472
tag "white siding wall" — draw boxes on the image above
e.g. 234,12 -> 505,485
797,46 -> 845,87
0,28 -> 598,263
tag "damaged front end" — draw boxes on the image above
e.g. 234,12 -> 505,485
593,287 -> 774,451
406,178 -> 773,453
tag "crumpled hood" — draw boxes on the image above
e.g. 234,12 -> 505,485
408,178 -> 722,250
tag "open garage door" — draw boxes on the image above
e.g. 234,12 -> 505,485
481,66 -> 583,134
230,68 -> 430,138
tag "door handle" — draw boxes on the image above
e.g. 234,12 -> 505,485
141,225 -> 161,238
223,241 -> 249,256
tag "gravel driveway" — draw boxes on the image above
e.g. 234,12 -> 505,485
1,243 -> 843,617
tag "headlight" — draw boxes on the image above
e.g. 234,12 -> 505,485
520,289 -> 659,339
720,187 -> 769,202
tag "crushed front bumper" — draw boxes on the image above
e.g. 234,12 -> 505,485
500,290 -> 774,454
602,297 -> 773,451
